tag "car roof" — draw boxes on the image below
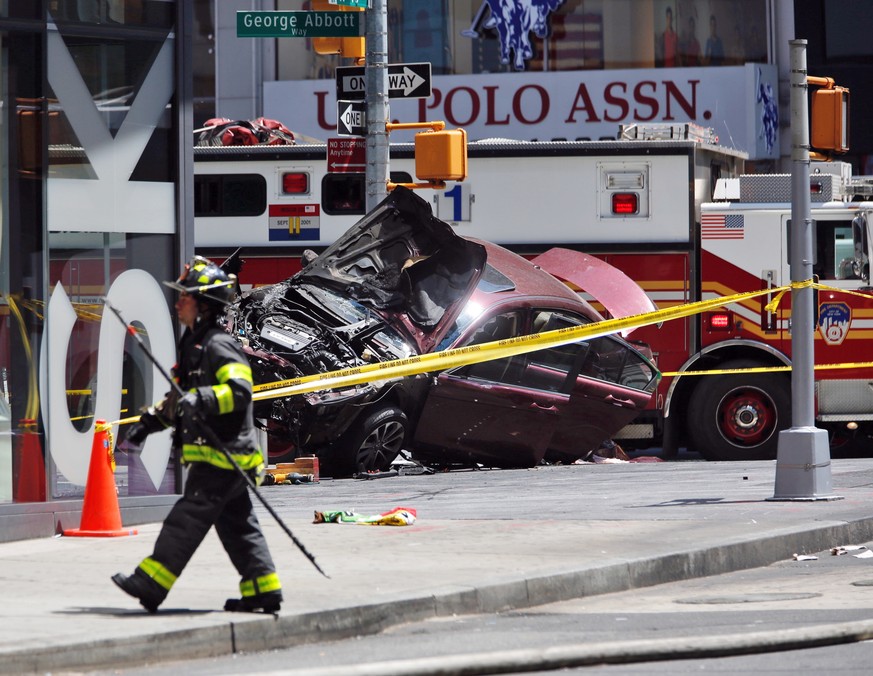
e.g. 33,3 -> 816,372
467,239 -> 604,321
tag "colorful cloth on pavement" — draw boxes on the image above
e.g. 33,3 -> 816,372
313,506 -> 416,526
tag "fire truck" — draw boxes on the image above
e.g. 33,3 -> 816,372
193,125 -> 873,460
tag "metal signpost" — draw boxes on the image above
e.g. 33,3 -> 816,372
770,39 -> 839,501
364,0 -> 388,210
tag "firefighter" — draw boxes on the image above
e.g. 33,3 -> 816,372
112,256 -> 282,614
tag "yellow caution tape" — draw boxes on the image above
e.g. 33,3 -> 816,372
102,277 -> 873,427
252,283 -> 792,402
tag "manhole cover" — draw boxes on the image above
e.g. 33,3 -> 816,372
676,592 -> 821,604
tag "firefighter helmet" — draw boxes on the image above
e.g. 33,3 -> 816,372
164,256 -> 237,306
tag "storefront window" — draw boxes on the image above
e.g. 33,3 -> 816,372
45,22 -> 179,499
277,0 -> 769,81
0,32 -> 11,501
49,1 -> 174,28
1,28 -> 46,504
1,4 -> 182,509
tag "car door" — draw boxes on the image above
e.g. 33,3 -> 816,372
546,328 -> 657,462
413,311 -> 563,468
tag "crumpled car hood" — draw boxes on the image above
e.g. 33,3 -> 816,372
298,186 -> 487,351
531,248 -> 656,337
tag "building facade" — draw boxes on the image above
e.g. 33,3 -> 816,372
0,2 -> 193,540
194,1 -> 872,172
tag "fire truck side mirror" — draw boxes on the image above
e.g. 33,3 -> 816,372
811,86 -> 850,154
414,129 -> 468,183
311,0 -> 365,60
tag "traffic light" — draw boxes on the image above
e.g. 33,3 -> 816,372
311,0 -> 365,61
415,129 -> 468,184
808,76 -> 849,155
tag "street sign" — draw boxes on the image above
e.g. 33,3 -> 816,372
330,0 -> 370,7
237,11 -> 361,38
336,62 -> 432,100
336,100 -> 367,136
327,137 -> 366,173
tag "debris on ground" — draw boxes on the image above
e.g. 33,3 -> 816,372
354,470 -> 399,480
575,439 -> 664,464
264,457 -> 319,485
262,472 -> 314,486
832,545 -> 869,556
313,507 -> 417,526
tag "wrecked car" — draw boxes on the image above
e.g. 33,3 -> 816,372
226,186 -> 659,477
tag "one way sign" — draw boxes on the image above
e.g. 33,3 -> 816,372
336,62 -> 432,100
336,100 -> 366,136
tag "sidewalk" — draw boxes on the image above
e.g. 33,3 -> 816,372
2,458 -> 873,674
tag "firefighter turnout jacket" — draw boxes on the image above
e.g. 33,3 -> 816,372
141,320 -> 264,473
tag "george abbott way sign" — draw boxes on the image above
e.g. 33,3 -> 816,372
237,11 -> 361,38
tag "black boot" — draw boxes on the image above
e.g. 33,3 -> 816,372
224,590 -> 282,613
112,570 -> 166,613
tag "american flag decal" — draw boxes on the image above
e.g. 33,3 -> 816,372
702,214 -> 745,239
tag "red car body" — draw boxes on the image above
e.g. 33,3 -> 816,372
228,187 -> 659,475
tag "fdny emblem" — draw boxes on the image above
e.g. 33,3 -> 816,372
817,302 -> 851,346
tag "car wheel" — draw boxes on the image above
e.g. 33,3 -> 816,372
346,406 -> 409,475
687,359 -> 790,461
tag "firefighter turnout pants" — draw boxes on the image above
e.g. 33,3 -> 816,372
137,463 -> 281,601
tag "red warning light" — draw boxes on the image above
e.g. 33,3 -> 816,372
282,172 -> 309,194
612,192 -> 639,215
709,312 -> 731,330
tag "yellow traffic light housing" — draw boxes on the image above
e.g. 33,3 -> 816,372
415,129 -> 468,184
808,76 -> 850,156
311,0 -> 365,61
385,122 -> 468,190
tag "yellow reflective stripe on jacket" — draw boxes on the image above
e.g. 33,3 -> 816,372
138,557 -> 177,591
240,572 -> 282,597
213,383 -> 234,414
216,362 -> 252,384
181,443 -> 264,471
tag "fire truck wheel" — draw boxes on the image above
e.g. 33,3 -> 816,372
687,359 -> 790,461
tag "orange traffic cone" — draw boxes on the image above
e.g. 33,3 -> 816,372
14,419 -> 46,502
64,420 -> 138,537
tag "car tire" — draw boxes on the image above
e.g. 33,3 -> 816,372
687,359 -> 790,461
344,406 -> 409,476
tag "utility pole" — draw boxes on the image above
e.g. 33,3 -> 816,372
365,0 -> 388,210
770,39 -> 838,501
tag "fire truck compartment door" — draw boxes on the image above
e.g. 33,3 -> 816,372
531,248 -> 656,337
